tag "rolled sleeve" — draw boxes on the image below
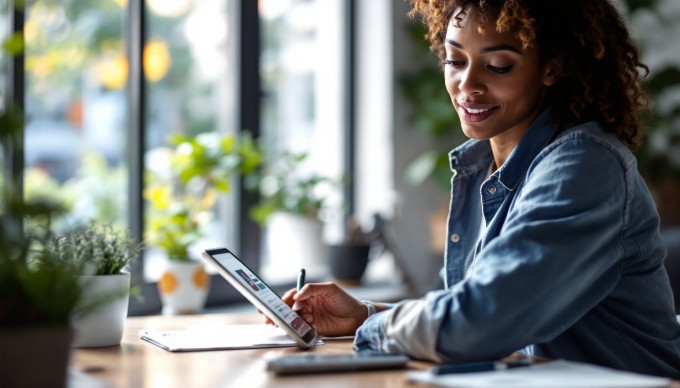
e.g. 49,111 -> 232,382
353,310 -> 388,352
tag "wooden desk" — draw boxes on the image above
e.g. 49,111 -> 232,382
70,314 -> 680,388
69,313 -> 430,387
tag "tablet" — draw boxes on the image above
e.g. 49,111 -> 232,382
201,247 -> 319,349
266,352 -> 410,375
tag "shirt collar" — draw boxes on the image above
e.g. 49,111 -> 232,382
449,108 -> 560,190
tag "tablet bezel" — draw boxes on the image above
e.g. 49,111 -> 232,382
201,247 -> 319,349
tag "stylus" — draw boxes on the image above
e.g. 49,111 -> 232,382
297,268 -> 306,291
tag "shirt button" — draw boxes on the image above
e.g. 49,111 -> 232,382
450,234 -> 460,243
487,185 -> 497,195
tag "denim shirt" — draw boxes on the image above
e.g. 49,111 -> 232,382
354,110 -> 680,378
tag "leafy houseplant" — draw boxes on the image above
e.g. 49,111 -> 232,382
244,145 -> 341,278
48,222 -> 141,347
145,131 -> 262,261
0,177 -> 82,387
145,130 -> 261,314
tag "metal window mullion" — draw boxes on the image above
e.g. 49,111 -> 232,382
237,0 -> 261,272
4,1 -> 25,196
343,0 -> 356,229
126,0 -> 160,315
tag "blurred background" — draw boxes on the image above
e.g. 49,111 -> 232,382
1,0 -> 678,314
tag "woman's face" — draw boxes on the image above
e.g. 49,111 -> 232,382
444,8 -> 557,143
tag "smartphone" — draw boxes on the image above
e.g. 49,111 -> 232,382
266,352 -> 410,375
201,247 -> 319,349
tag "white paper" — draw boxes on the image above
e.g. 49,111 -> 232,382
139,324 -> 323,352
407,359 -> 671,388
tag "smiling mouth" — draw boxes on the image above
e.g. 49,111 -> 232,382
458,105 -> 498,122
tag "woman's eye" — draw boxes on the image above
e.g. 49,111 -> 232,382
487,65 -> 513,74
443,60 -> 465,68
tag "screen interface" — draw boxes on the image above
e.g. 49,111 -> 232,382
212,251 -> 313,337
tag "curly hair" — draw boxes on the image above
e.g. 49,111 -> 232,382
408,0 -> 649,150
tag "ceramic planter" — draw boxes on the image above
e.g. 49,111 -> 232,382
71,272 -> 131,347
158,260 -> 210,315
265,212 -> 325,274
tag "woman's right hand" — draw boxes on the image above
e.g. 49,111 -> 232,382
264,282 -> 368,337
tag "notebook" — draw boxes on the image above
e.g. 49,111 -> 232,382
140,324 -> 323,352
407,359 -> 670,388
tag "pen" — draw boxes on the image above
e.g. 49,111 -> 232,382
296,268 -> 306,291
431,360 -> 532,375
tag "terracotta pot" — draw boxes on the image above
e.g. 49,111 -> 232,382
0,325 -> 73,387
157,260 -> 210,315
72,273 -> 130,347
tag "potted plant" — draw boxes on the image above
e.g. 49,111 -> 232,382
246,149 -> 340,278
327,216 -> 372,285
145,131 -> 262,314
48,222 -> 141,347
0,182 -> 83,387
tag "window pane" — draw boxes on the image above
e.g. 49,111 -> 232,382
23,1 -> 128,231
259,0 -> 346,282
144,0 -> 238,280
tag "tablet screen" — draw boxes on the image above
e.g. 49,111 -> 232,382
210,250 -> 313,338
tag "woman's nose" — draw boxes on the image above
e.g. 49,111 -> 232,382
458,67 -> 486,96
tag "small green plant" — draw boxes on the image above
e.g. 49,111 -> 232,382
48,223 -> 141,276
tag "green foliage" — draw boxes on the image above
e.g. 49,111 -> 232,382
399,22 -> 466,192
145,130 -> 340,255
145,131 -> 263,261
636,64 -> 680,181
2,32 -> 24,57
247,151 -> 339,225
48,223 -> 141,276
0,188 -> 84,327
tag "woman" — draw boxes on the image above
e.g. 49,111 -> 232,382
270,0 -> 680,378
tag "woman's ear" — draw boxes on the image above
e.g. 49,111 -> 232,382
543,57 -> 563,86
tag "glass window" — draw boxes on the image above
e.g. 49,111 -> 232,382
23,0 -> 128,231
144,0 -> 238,280
259,0 -> 346,282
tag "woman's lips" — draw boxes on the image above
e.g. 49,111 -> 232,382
457,102 -> 498,122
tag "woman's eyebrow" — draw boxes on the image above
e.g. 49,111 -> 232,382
446,39 -> 521,54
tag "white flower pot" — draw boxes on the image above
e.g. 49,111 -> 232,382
265,212 -> 325,274
158,260 -> 210,315
71,273 -> 130,348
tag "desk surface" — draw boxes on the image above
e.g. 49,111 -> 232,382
70,314 -> 680,388
69,313 -> 431,387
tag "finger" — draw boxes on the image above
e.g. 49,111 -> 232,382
292,300 -> 305,311
293,282 -> 336,301
280,288 -> 298,305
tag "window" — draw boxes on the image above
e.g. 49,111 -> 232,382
23,1 -> 128,231
259,0 -> 348,282
3,0 -> 353,314
143,0 -> 239,281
